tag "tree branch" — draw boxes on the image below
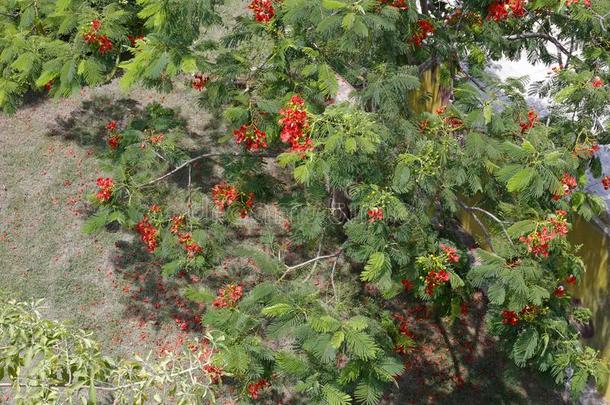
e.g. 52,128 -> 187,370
504,32 -> 571,57
278,250 -> 343,282
459,202 -> 515,249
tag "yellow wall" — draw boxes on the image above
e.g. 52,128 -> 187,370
568,217 -> 610,400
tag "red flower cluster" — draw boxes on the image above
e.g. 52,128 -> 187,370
444,116 -> 463,129
519,211 -> 569,257
108,135 -> 121,149
378,0 -> 409,9
552,172 -> 577,200
554,285 -> 566,297
106,120 -> 117,131
95,177 -> 114,203
519,109 -> 538,133
424,269 -> 450,296
135,216 -> 159,252
169,216 -> 204,258
401,279 -> 413,292
592,76 -> 604,88
501,309 -> 519,326
410,20 -> 435,46
440,243 -> 460,263
192,73 -> 209,91
487,0 -> 525,21
233,124 -> 268,151
573,143 -> 599,159
249,0 -> 275,23
566,274 -> 577,285
602,176 -> 610,190
212,284 -> 244,308
212,183 -> 239,211
367,207 -> 383,222
127,35 -> 144,47
83,20 -> 113,54
279,95 -> 312,152
202,364 -> 223,384
44,80 -> 53,92
566,0 -> 591,7
247,379 -> 270,400
150,133 -> 165,144
393,312 -> 414,354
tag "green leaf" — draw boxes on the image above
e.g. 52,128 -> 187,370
512,328 -> 539,367
342,13 -> 355,30
262,303 -> 293,317
507,220 -> 537,238
331,331 -> 345,349
322,0 -> 348,9
345,330 -> 379,360
322,384 -> 352,405
293,164 -> 311,184
488,283 -> 506,305
507,167 -> 535,192
161,260 -> 183,276
449,272 -> 465,289
360,252 -> 388,282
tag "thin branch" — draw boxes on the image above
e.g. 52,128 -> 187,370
329,255 -> 340,304
504,32 -> 571,57
137,151 -> 279,188
459,201 -> 515,249
278,250 -> 342,282
462,207 -> 496,253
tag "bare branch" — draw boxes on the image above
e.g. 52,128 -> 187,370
279,250 -> 343,282
504,32 -> 571,58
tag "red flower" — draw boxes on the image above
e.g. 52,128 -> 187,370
553,286 -> 566,297
519,109 -> 538,133
212,183 -> 239,211
566,0 -> 591,7
367,207 -> 383,222
106,120 -> 117,131
410,19 -> 435,46
247,379 -> 270,400
95,177 -> 114,203
501,309 -> 519,326
592,76 -> 604,88
97,35 -> 113,54
424,269 -> 450,296
135,216 -> 159,252
440,243 -> 460,263
249,0 -> 275,23
378,0 -> 409,9
487,0 -> 525,21
602,176 -> 610,190
573,143 -> 600,158
279,95 -> 312,153
566,274 -> 577,285
91,20 -> 102,30
192,73 -> 209,91
401,279 -> 413,292
84,31 -> 98,44
44,80 -> 54,92
212,284 -> 244,308
203,364 -> 223,384
553,172 -> 577,200
128,35 -> 145,47
108,135 -> 121,149
233,124 -> 268,151
150,133 -> 165,144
